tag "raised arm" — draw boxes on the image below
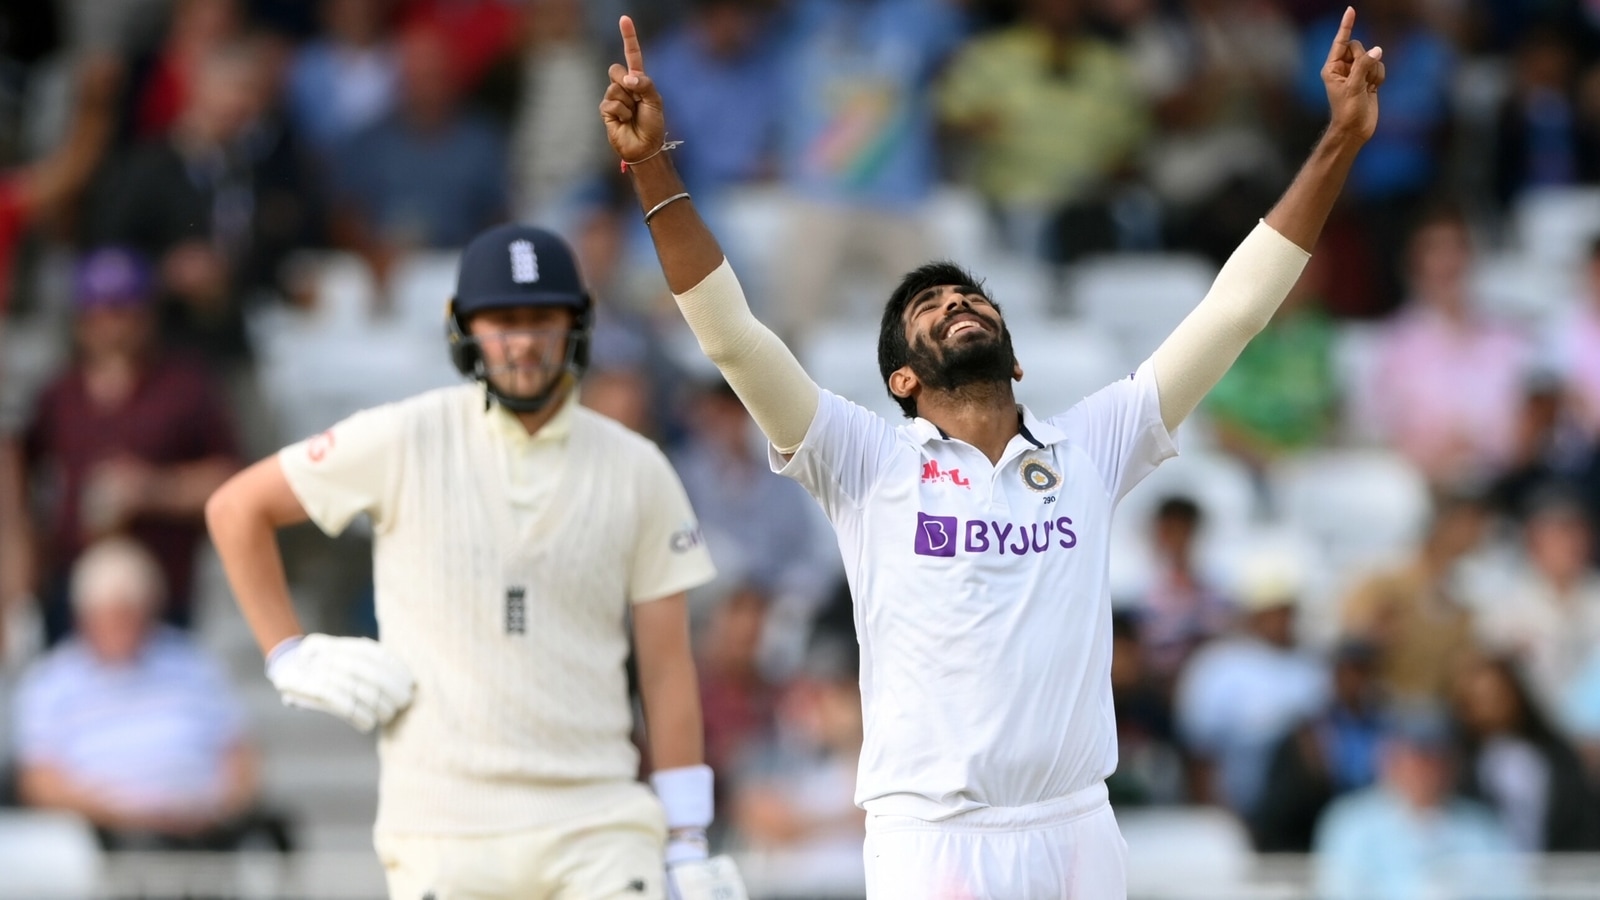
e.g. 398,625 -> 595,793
1150,6 -> 1383,432
601,15 -> 819,454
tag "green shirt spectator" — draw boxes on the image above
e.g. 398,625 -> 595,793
937,9 -> 1149,209
1204,295 -> 1338,461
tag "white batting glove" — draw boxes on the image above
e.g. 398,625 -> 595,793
666,847 -> 748,900
266,634 -> 415,733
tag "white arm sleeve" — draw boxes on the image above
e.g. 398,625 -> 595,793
672,260 -> 820,455
1149,221 -> 1311,431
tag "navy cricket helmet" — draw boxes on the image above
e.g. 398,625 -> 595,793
446,223 -> 594,412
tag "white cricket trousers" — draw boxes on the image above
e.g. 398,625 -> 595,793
373,785 -> 667,900
863,781 -> 1127,900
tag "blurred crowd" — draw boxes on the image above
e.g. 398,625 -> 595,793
4,0 -> 1600,896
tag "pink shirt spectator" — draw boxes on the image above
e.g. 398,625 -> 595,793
1549,306 -> 1600,434
1369,306 -> 1529,482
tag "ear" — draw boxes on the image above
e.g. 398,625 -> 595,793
888,366 -> 919,402
1013,357 -> 1023,382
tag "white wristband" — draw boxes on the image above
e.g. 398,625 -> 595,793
265,635 -> 304,677
651,764 -> 714,830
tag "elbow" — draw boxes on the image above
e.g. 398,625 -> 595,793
203,476 -> 245,542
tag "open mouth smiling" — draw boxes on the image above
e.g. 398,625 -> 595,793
940,312 -> 991,340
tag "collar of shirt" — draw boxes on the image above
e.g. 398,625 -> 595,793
904,404 -> 1066,452
484,384 -> 578,451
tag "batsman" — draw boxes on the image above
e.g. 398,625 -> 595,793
207,224 -> 748,899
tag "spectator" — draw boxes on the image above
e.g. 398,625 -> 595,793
331,25 -> 507,283
938,0 -> 1151,261
476,0 -> 611,222
1294,0 -> 1456,311
1490,27 -> 1597,212
670,375 -> 840,666
1253,638 -> 1386,851
1341,491 -> 1489,703
1475,494 -> 1600,715
93,39 -> 324,365
1175,553 -> 1328,815
1484,375 -> 1591,524
1362,207 -> 1530,485
12,538 -> 280,851
1107,609 -> 1185,806
0,55 -> 122,320
1134,495 -> 1233,683
394,0 -> 520,92
5,248 -> 239,641
697,584 -> 777,830
1137,0 -> 1304,263
1562,646 -> 1600,777
132,0 -> 248,139
1312,703 -> 1529,900
769,0 -> 965,343
645,0 -> 784,199
1203,244 -> 1340,471
1451,654 -> 1600,852
285,0 -> 400,157
1546,237 -> 1600,437
731,637 -> 866,891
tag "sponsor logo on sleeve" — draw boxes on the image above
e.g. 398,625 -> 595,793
307,429 -> 335,462
669,523 -> 704,554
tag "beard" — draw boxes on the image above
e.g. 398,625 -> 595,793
906,322 -> 1016,394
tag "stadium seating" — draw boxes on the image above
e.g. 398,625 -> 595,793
0,810 -> 102,899
1065,253 -> 1218,362
1512,185 -> 1600,265
1470,251 -> 1580,328
1119,806 -> 1255,895
1267,448 -> 1432,580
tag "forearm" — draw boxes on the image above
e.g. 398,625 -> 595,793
205,487 -> 304,657
639,647 -> 704,772
143,458 -> 238,518
216,744 -> 259,818
625,154 -> 726,291
1263,127 -> 1365,253
0,441 -> 36,604
628,156 -> 819,451
20,765 -> 137,830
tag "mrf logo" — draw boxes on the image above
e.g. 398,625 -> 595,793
915,511 -> 1077,558
921,460 -> 970,488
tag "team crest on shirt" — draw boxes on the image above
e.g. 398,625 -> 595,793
1020,459 -> 1060,493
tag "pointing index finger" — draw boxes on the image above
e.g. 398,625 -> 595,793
1326,6 -> 1355,64
619,15 -> 646,74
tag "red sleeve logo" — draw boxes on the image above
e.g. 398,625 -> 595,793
307,430 -> 335,462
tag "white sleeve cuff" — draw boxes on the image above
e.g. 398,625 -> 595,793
651,764 -> 715,830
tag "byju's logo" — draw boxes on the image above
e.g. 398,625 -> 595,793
913,513 -> 1078,558
914,513 -> 959,557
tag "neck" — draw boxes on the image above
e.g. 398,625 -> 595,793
918,381 -> 1020,464
509,382 -> 572,435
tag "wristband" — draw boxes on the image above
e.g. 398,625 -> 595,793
265,634 -> 304,676
651,764 -> 714,830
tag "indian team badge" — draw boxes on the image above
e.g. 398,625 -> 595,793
1021,459 -> 1061,493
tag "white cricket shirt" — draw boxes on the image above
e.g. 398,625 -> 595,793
773,361 -> 1177,820
279,385 -> 716,835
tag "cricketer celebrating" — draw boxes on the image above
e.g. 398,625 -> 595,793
206,224 -> 745,899
601,7 -> 1383,897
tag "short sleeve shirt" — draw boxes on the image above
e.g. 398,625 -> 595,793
773,360 -> 1176,818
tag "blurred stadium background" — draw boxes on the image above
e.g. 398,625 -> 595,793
5,0 -> 1600,897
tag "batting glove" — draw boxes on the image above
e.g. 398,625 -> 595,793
667,852 -> 748,900
266,634 -> 415,733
